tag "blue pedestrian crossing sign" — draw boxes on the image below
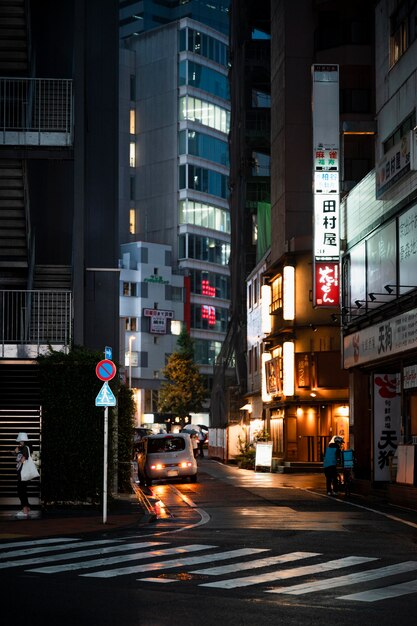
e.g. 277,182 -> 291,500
95,382 -> 116,407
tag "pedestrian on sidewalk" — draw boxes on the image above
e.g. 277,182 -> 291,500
192,434 -> 199,458
323,435 -> 343,496
13,432 -> 32,519
198,429 -> 206,458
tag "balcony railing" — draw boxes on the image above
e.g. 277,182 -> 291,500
0,290 -> 72,357
0,78 -> 73,146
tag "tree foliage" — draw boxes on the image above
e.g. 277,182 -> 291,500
158,328 -> 206,418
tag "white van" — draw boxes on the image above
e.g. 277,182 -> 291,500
137,433 -> 198,486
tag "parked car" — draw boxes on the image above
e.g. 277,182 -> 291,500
136,433 -> 197,486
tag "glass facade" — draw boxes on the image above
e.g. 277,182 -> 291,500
179,199 -> 230,233
179,26 -> 229,67
191,303 -> 229,332
194,338 -> 223,365
179,95 -> 230,134
188,268 -> 230,299
179,130 -> 229,166
178,233 -> 230,265
179,60 -> 229,100
179,164 -> 229,198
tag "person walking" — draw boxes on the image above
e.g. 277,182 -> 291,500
323,435 -> 343,496
198,429 -> 206,458
13,432 -> 32,519
192,433 -> 199,458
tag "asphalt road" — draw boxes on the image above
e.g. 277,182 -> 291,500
2,460 -> 417,625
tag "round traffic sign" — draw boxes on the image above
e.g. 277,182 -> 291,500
96,359 -> 117,381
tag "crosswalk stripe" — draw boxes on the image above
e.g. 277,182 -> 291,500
338,578 -> 417,602
191,551 -> 320,576
201,556 -> 377,589
84,547 -> 268,579
0,541 -> 164,570
0,538 -> 120,561
0,538 -> 80,551
29,544 -> 215,575
267,561 -> 417,595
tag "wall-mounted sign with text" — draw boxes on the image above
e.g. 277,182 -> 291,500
143,308 -> 174,335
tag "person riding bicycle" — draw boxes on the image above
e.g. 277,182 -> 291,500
323,435 -> 343,496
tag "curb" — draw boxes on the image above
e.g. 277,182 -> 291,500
131,480 -> 157,522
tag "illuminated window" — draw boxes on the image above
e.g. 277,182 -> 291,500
129,109 -> 135,134
389,2 -> 417,67
125,317 -> 138,331
270,275 -> 283,313
129,142 -> 136,167
129,208 -> 136,235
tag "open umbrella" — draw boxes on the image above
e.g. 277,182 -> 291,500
197,424 -> 209,432
182,424 -> 201,436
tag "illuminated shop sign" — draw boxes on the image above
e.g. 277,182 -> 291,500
202,305 -> 216,326
312,64 -> 340,310
314,171 -> 339,194
314,148 -> 339,171
314,195 -> 340,258
314,261 -> 339,307
201,279 -> 216,297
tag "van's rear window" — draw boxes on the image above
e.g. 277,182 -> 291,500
148,437 -> 186,453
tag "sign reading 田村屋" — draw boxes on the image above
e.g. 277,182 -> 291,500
312,63 -> 340,309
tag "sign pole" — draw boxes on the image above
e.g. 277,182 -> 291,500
103,406 -> 108,524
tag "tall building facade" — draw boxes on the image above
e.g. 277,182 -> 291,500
119,1 -> 231,426
216,0 -> 375,464
0,0 -> 120,505
340,0 -> 417,503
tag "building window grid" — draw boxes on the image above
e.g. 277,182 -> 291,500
390,1 -> 417,67
179,199 -> 230,234
179,27 -> 229,68
179,95 -> 230,134
270,276 -> 283,313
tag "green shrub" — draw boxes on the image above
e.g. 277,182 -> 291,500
37,346 -> 134,505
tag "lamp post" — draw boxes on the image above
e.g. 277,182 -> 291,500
128,335 -> 135,388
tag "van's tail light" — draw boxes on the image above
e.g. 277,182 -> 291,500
151,463 -> 165,470
179,462 -> 192,468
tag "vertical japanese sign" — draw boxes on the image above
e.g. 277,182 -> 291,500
373,373 -> 401,481
312,64 -> 340,308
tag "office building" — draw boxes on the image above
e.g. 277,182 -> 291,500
119,1 -> 231,425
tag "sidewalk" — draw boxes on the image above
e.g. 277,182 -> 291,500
0,491 -> 153,540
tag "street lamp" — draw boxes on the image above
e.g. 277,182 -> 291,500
128,335 -> 135,388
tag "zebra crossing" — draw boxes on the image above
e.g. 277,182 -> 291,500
1,536 -> 417,603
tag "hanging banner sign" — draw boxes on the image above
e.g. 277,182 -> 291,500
373,373 -> 401,481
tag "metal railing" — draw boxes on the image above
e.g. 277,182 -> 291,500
0,290 -> 72,350
0,78 -> 73,146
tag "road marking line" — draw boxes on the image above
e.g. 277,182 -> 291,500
0,537 -> 80,550
339,577 -> 417,602
201,556 -> 377,589
303,489 -> 417,530
267,561 -> 417,595
30,544 -> 215,575
0,541 -> 164,570
82,547 -> 268,579
192,551 -> 320,575
0,538 -> 119,561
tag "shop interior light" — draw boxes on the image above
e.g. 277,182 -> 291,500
261,284 -> 272,334
283,265 -> 295,321
283,341 -> 295,396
